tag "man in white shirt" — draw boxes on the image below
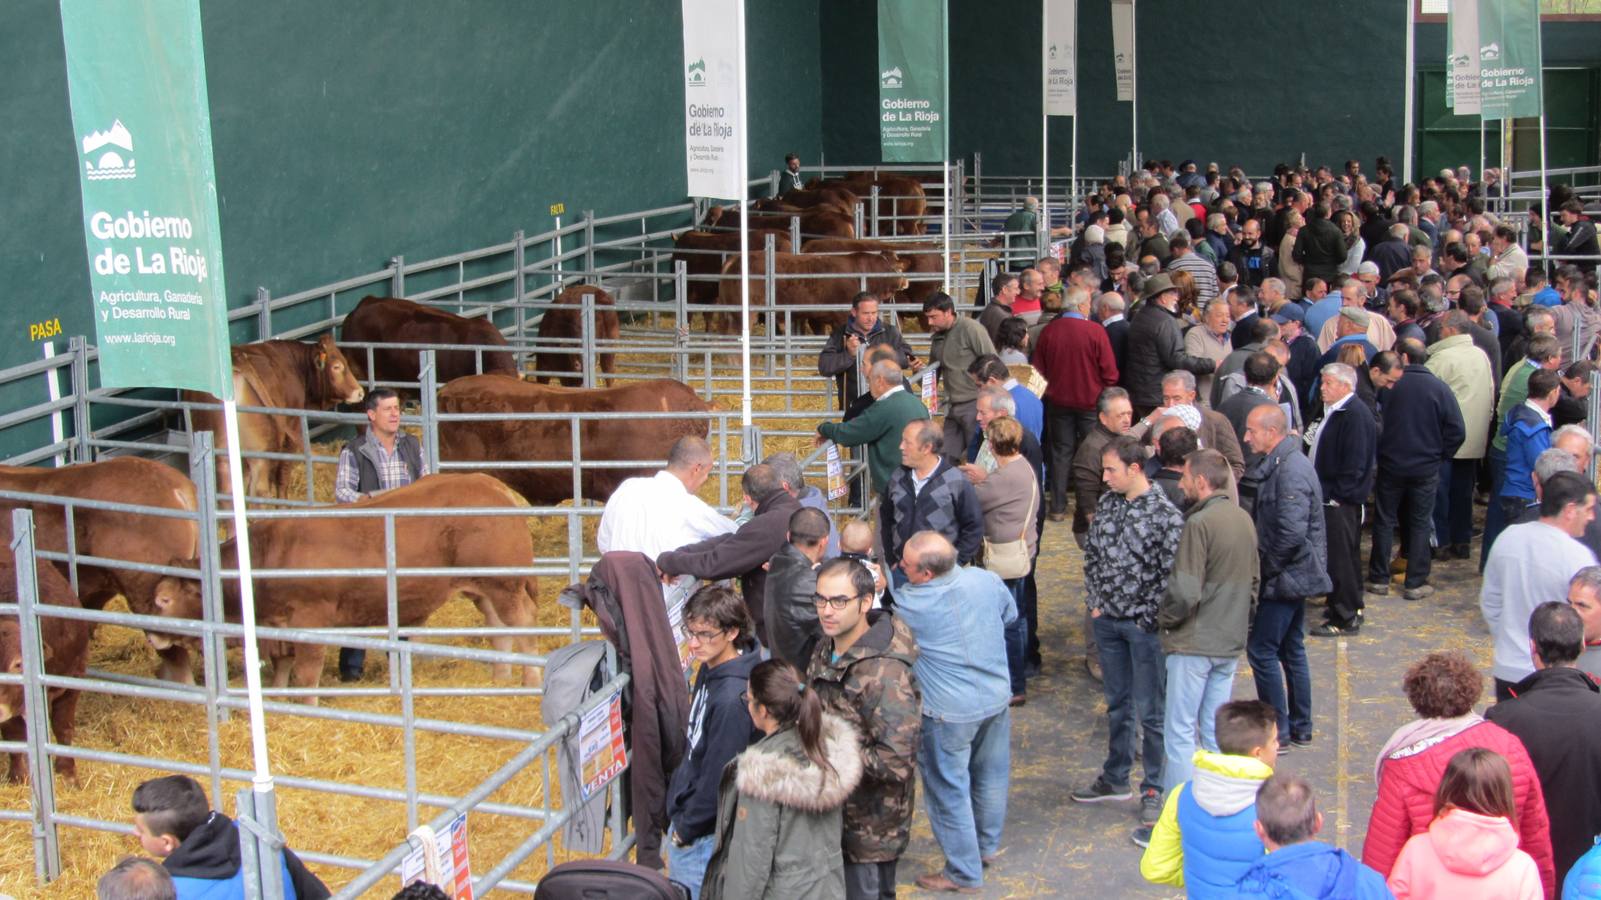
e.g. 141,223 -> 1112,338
1482,470 -> 1598,701
596,436 -> 735,560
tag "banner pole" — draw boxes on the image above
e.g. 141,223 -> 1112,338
942,0 -> 952,291
737,0 -> 752,435
1535,12 -> 1547,249
1403,0 -> 1416,185
1041,0 -> 1049,227
1130,0 -> 1138,170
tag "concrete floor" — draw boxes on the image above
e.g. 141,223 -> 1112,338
892,515 -> 1494,897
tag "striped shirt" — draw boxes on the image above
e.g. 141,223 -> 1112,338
335,435 -> 425,503
1166,250 -> 1220,307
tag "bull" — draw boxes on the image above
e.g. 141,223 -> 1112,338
534,285 -> 620,387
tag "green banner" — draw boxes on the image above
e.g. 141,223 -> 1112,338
59,0 -> 233,398
1476,0 -> 1543,121
877,0 -> 948,163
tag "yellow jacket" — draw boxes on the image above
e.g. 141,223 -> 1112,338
1140,749 -> 1274,889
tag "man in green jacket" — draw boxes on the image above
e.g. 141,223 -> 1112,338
1158,448 -> 1259,797
816,359 -> 931,496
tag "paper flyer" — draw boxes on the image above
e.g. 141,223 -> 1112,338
920,363 -> 939,413
824,441 -> 848,500
579,691 -> 628,800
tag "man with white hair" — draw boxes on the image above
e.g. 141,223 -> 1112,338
1309,363 -> 1377,636
1205,213 -> 1234,262
1370,222 -> 1413,284
1417,199 -> 1442,246
1098,291 -> 1132,378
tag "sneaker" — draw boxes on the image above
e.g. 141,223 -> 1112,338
1131,825 -> 1153,848
1364,581 -> 1389,596
1071,777 -> 1134,803
1310,621 -> 1359,637
1403,584 -> 1436,601
1085,657 -> 1104,682
1139,790 -> 1162,825
1292,735 -> 1314,749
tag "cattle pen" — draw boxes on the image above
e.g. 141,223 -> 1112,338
0,162 -> 1071,897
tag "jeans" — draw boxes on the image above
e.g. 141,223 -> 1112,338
919,710 -> 1011,888
1433,457 -> 1478,547
1045,403 -> 1096,514
844,860 -> 898,900
1481,447 -> 1507,572
666,830 -> 717,900
1248,598 -> 1313,742
1003,578 -> 1028,696
1023,565 -> 1041,667
1092,615 -> 1166,794
1369,469 -> 1439,590
1164,654 -> 1238,793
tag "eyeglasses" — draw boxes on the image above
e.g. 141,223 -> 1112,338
685,628 -> 725,643
811,593 -> 864,610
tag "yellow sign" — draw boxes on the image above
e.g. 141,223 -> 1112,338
28,318 -> 64,342
549,202 -> 566,216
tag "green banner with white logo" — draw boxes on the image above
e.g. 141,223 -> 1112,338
1476,0 -> 1542,121
59,0 -> 234,398
877,0 -> 947,163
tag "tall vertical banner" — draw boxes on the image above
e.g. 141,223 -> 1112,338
1449,0 -> 1482,115
681,0 -> 745,200
1045,0 -> 1077,116
877,0 -> 947,162
1476,0 -> 1542,120
59,0 -> 232,398
1110,0 -> 1135,102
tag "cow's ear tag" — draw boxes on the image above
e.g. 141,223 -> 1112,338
315,353 -> 327,370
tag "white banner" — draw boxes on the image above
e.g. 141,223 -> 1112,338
1045,0 -> 1076,115
681,0 -> 745,200
1449,0 -> 1481,115
1110,0 -> 1134,102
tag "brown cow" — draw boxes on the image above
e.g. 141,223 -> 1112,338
150,474 -> 541,700
340,295 -> 518,389
0,458 -> 199,683
753,185 -> 859,219
185,334 -> 366,504
802,238 -> 946,324
534,285 -> 620,387
438,375 -> 710,505
0,547 -> 91,784
703,205 -> 855,239
712,251 -> 908,336
671,230 -> 793,317
808,173 -> 928,235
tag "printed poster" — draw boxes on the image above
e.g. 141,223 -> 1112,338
579,691 -> 628,800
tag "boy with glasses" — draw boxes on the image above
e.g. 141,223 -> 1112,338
664,585 -> 762,899
808,558 -> 922,899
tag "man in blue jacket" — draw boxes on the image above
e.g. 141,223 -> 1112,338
1366,339 -> 1465,602
1308,364 -> 1378,637
1242,405 -> 1330,750
1234,774 -> 1392,899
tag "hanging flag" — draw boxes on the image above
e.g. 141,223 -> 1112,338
1476,0 -> 1542,120
1448,0 -> 1482,115
59,0 -> 233,398
877,0 -> 948,163
1045,0 -> 1077,116
1110,0 -> 1134,103
681,0 -> 746,200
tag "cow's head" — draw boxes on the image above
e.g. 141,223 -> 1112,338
0,621 -> 22,723
314,334 -> 366,406
150,565 -> 205,632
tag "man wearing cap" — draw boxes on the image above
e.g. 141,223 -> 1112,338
1123,274 -> 1218,420
1314,307 -> 1380,371
1316,280 -> 1396,352
1273,304 -> 1321,408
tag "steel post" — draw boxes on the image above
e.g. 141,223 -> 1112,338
581,292 -> 597,389
190,431 -> 232,724
513,230 -> 528,359
870,185 -> 881,237
584,209 -> 596,283
789,214 -> 801,250
256,286 -> 273,341
13,509 -> 62,883
673,261 -> 689,382
419,351 -> 440,474
401,644 -> 419,832
764,235 -> 777,377
385,514 -> 400,693
69,336 -> 91,464
235,783 -> 285,900
391,255 -> 405,298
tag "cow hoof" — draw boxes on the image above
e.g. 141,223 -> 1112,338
491,663 -> 514,683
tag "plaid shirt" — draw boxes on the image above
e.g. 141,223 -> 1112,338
335,434 -> 425,503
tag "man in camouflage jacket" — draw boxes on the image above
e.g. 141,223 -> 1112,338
807,557 -> 922,900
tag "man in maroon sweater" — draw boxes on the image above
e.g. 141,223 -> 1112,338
1032,285 -> 1119,521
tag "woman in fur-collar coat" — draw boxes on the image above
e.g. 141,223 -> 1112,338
702,660 -> 864,900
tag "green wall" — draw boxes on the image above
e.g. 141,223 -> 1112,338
0,0 -> 820,458
823,0 -> 1414,178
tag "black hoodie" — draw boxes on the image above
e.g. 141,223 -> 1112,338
664,638 -> 762,844
164,811 -> 330,899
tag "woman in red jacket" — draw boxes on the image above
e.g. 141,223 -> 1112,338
1362,651 -> 1556,898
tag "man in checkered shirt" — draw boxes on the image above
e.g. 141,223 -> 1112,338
333,387 -> 427,680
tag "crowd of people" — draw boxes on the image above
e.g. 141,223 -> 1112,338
92,157 -> 1601,899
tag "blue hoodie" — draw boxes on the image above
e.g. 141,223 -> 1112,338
1501,402 -> 1553,501
1234,841 -> 1394,899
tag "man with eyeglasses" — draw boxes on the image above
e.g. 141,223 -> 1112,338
808,557 -> 922,900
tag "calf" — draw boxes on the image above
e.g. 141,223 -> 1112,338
0,548 -> 91,784
534,285 -> 620,387
151,474 -> 541,701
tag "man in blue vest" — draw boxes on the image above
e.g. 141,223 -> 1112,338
334,387 -> 428,681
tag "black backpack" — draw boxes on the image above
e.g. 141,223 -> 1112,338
533,860 -> 689,900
